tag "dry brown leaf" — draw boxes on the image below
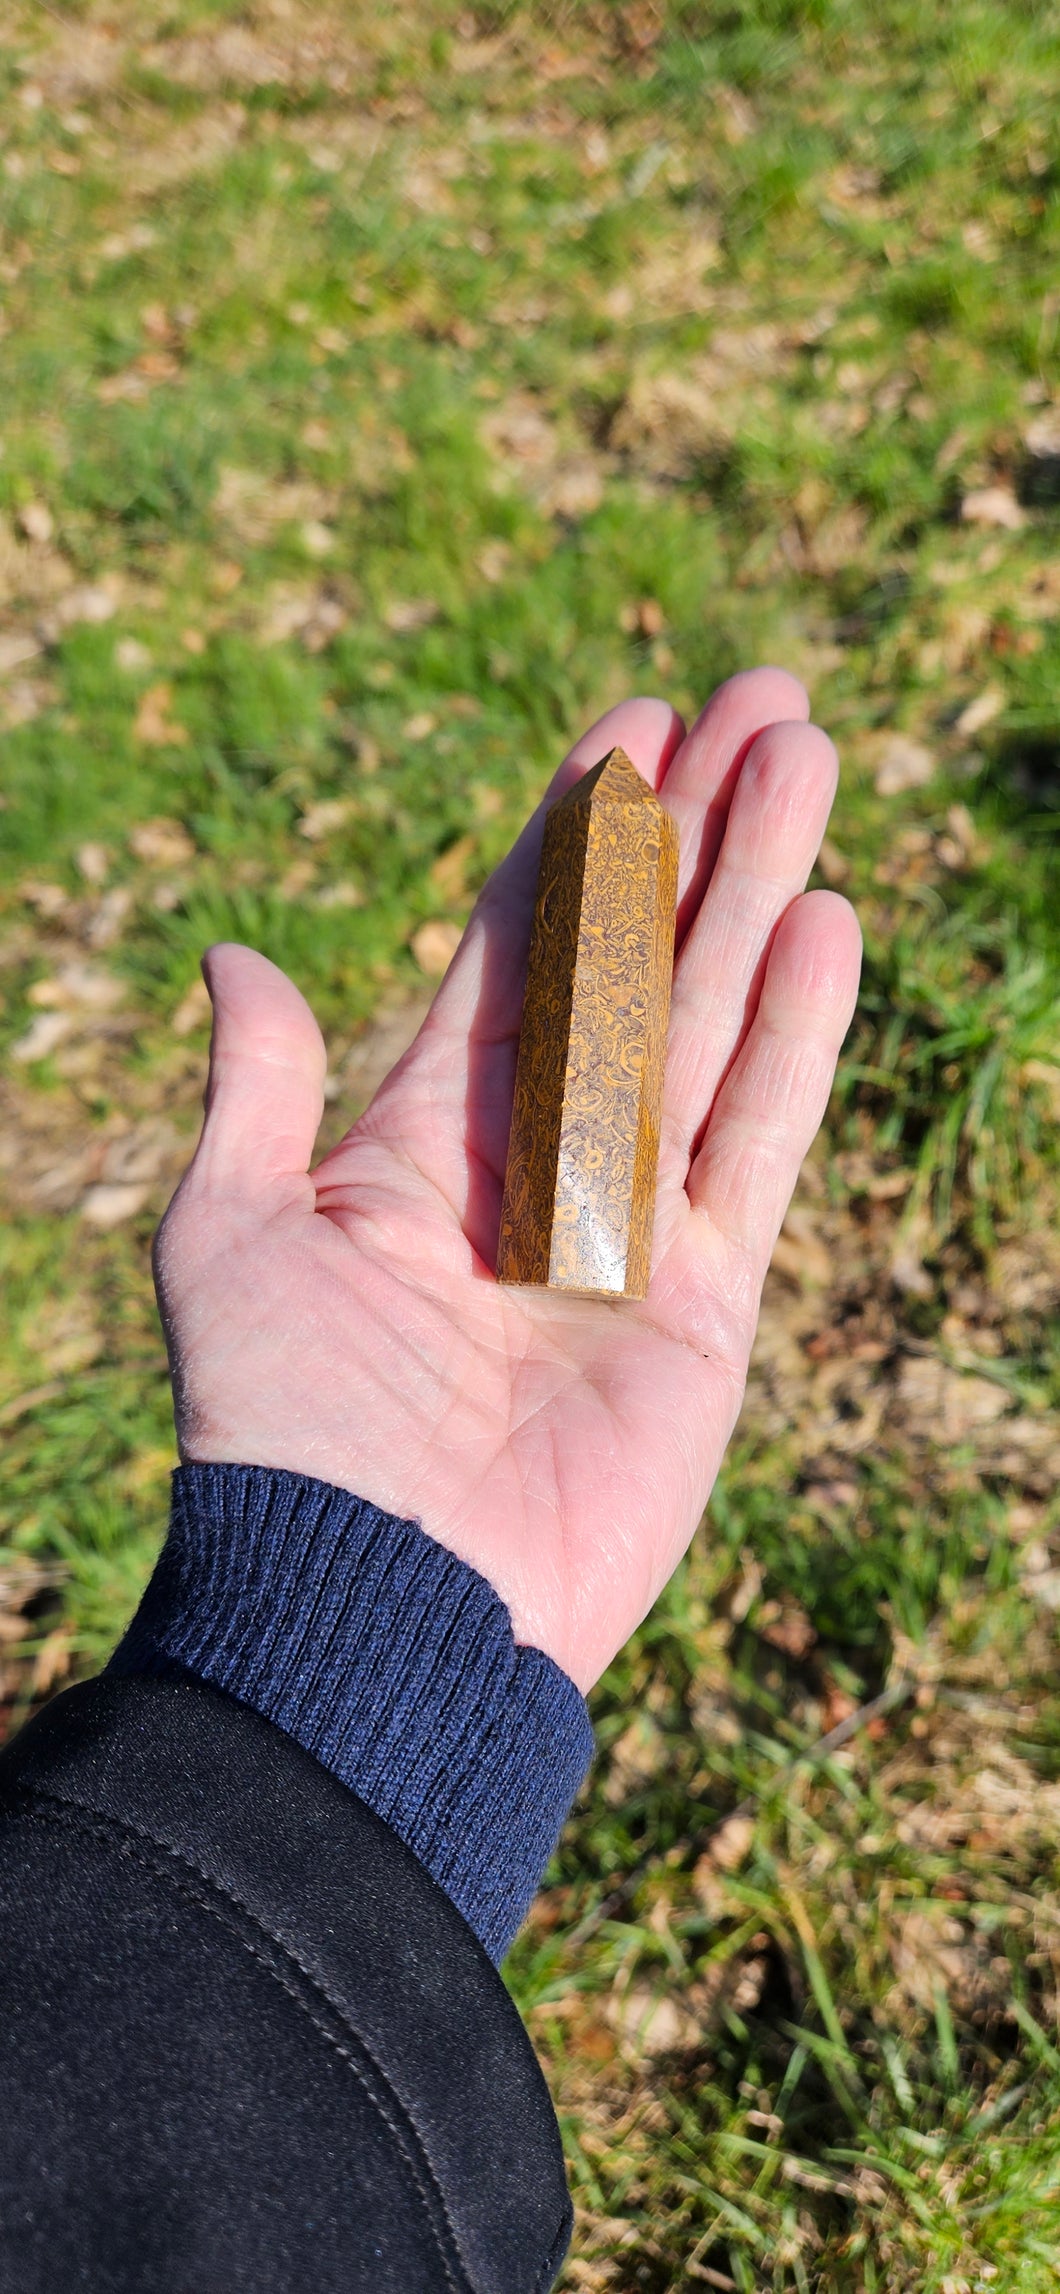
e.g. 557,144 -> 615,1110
382,596 -> 440,633
709,1813 -> 755,1872
429,834 -> 476,904
602,1715 -> 667,1807
18,501 -> 54,544
259,586 -> 346,649
759,1600 -> 817,1659
771,1208 -> 833,1289
890,1906 -> 1006,2019
938,602 -> 991,672
86,886 -> 134,950
619,597 -> 665,638
476,540 -> 511,584
41,583 -> 119,646
688,1675 -> 744,1750
874,735 -> 936,796
0,1558 -> 60,1633
27,1150 -> 101,1215
80,1182 -> 150,1228
1024,404 -> 1060,462
816,837 -> 850,886
214,467 -> 337,547
692,1856 -> 739,1922
607,1982 -> 699,2057
797,503 -> 867,578
1022,1058 -> 1060,1124
889,1210 -> 935,1299
334,994 -> 433,1111
129,817 -> 195,867
895,1357 -> 1008,1443
297,519 -> 332,559
1018,1541 -> 1060,1611
279,860 -> 315,901
297,798 -> 355,842
100,1121 -> 182,1188
0,632 -> 42,676
538,458 -> 605,519
609,367 -> 728,474
22,1296 -> 102,1377
31,1625 -> 74,1697
211,560 -> 244,595
10,1011 -> 77,1063
481,397 -> 557,470
0,677 -> 48,729
411,919 -> 462,976
729,1955 -> 768,2014
27,963 -> 124,1014
97,369 -> 152,405
315,880 -> 364,909
722,1552 -> 763,1623
936,803 -> 982,869
134,682 -> 188,747
75,841 -> 110,887
954,685 -> 1005,737
172,977 -> 211,1036
960,485 -> 1026,531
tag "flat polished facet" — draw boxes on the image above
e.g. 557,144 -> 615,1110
496,746 -> 679,1301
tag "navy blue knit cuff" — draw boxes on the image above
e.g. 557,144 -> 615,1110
108,1463 -> 594,1963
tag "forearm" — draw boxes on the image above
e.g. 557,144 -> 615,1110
0,1464 -> 595,2292
109,1461 -> 594,1962
0,1660 -> 577,2293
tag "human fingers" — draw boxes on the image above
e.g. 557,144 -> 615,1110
450,667 -> 808,1037
181,942 -> 327,1196
663,893 -> 862,1365
661,721 -> 840,1177
359,670 -> 807,1124
430,692 -> 685,1045
657,665 -> 810,941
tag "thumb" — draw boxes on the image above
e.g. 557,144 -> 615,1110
189,943 -> 327,1194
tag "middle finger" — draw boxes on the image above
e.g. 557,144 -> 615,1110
661,716 -> 840,1174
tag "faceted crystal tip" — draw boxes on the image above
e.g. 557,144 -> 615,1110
556,744 -> 661,812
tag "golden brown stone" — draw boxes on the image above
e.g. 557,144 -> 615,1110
496,746 -> 679,1300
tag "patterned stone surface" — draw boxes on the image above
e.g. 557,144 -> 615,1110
497,746 -> 679,1300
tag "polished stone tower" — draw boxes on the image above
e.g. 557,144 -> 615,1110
497,746 -> 679,1300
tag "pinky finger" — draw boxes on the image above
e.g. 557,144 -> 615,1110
685,890 -> 862,1292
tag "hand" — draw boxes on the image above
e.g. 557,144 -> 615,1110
155,669 -> 861,1691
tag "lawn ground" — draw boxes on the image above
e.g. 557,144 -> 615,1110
1,3 -> 1059,2286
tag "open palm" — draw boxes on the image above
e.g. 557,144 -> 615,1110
157,668 -> 861,1692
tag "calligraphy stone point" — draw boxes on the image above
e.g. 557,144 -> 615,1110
496,745 -> 679,1301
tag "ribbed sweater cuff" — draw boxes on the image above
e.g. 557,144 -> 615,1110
108,1463 -> 594,1963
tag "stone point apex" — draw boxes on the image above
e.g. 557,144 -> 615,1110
555,744 -> 661,813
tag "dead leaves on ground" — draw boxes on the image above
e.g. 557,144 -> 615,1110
410,918 -> 462,976
524,1174 -> 1060,2228
480,395 -> 607,521
747,1176 -> 1060,1494
1,1080 -> 188,1226
0,1557 -> 70,1730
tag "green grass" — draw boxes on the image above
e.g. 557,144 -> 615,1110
1,3 -> 1059,2284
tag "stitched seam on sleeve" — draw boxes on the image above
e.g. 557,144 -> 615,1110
9,1793 -> 476,2294
534,2203 -> 574,2293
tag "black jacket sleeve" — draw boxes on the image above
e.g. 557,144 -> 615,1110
0,1673 -> 572,2294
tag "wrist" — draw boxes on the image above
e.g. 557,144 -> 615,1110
109,1462 -> 594,1961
